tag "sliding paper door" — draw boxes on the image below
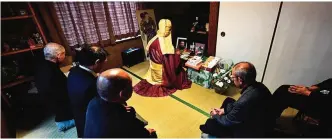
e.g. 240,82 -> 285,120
216,2 -> 280,81
263,2 -> 332,92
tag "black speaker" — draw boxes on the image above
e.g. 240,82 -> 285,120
121,47 -> 145,67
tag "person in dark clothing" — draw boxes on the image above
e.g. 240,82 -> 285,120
67,46 -> 108,137
200,62 -> 273,138
84,68 -> 156,138
34,43 -> 75,132
272,78 -> 332,137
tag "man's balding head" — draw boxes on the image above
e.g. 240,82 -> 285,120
231,62 -> 257,88
96,68 -> 133,102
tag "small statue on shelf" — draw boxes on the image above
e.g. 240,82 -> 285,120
19,9 -> 27,16
190,16 -> 208,34
28,38 -> 36,48
190,17 -> 199,32
33,33 -> 44,45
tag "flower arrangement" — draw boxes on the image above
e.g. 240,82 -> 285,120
211,59 -> 233,95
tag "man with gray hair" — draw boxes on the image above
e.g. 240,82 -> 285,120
200,62 -> 273,137
34,43 -> 75,132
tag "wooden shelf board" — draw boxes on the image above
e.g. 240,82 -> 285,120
1,15 -> 33,21
1,76 -> 34,90
1,46 -> 43,56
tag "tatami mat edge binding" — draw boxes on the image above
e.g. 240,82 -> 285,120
121,67 -> 210,117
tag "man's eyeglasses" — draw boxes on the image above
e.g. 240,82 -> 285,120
229,73 -> 237,81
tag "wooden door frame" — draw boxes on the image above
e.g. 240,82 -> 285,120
207,2 -> 219,56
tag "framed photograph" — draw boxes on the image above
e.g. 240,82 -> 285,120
189,43 -> 195,52
176,37 -> 187,50
194,42 -> 205,57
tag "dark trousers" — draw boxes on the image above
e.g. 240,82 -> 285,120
200,97 -> 236,137
272,85 -> 320,119
220,97 -> 236,109
272,85 -> 330,137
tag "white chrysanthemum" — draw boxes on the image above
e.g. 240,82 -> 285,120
221,69 -> 226,73
216,81 -> 224,87
224,77 -> 228,80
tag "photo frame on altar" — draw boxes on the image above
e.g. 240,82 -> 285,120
194,42 -> 205,57
176,37 -> 187,50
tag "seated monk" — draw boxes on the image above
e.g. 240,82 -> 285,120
133,19 -> 192,97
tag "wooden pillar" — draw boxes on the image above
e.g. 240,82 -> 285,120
207,2 -> 219,56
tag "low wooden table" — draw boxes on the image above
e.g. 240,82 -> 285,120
182,56 -> 215,88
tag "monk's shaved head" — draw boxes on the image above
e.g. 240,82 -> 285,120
97,68 -> 133,102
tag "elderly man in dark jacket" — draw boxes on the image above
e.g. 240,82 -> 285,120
200,62 -> 273,137
67,46 -> 108,137
272,78 -> 332,137
84,68 -> 156,138
34,43 -> 75,132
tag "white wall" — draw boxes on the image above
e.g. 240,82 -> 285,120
263,2 -> 332,92
216,2 -> 280,81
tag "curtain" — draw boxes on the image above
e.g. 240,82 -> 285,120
53,2 -> 141,48
35,2 -> 71,54
107,2 -> 140,39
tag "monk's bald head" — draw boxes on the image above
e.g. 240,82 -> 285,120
232,62 -> 257,85
97,68 -> 133,102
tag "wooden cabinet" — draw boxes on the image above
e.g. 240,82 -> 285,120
1,2 -> 47,137
1,2 -> 46,92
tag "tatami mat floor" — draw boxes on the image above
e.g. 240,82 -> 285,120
122,61 -> 241,113
16,61 -> 299,138
123,61 -> 298,137
123,63 -> 209,137
16,116 -> 77,138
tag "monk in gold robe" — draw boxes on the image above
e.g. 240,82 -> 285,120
133,19 -> 192,97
